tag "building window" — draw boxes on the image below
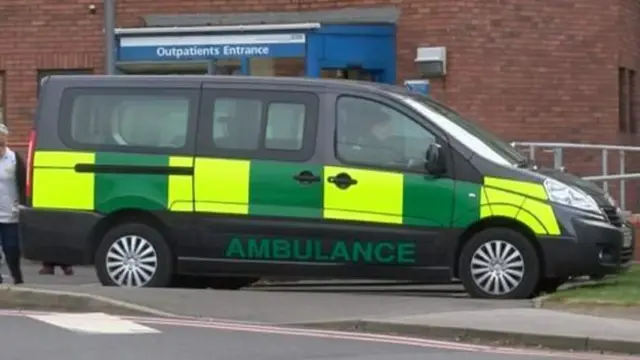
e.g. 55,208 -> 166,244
60,88 -> 196,150
37,69 -> 93,96
619,67 -> 637,134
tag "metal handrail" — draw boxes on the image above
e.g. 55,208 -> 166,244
511,142 -> 640,151
511,141 -> 640,210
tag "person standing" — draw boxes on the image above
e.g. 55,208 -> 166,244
39,262 -> 73,275
0,124 -> 24,285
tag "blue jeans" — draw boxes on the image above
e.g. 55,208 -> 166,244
0,223 -> 22,284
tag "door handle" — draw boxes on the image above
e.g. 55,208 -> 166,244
293,171 -> 321,184
327,172 -> 358,190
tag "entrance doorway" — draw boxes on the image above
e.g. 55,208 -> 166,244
321,67 -> 383,82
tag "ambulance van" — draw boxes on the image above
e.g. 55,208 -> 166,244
20,75 -> 635,299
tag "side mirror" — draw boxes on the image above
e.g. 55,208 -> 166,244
425,143 -> 446,175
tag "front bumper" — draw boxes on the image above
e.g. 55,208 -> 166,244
19,207 -> 102,265
538,206 -> 634,279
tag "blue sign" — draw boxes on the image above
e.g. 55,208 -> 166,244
404,79 -> 430,95
118,33 -> 307,62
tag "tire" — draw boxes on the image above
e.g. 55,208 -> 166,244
458,228 -> 540,299
95,222 -> 174,288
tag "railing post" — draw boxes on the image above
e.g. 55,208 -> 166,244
602,149 -> 609,193
553,148 -> 563,170
529,144 -> 535,161
620,150 -> 626,210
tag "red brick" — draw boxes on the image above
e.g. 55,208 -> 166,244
3,0 -> 640,208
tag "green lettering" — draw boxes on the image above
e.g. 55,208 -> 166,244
272,239 -> 291,259
397,243 -> 416,264
352,241 -> 373,263
330,242 -> 351,262
314,240 -> 329,261
374,243 -> 395,263
225,238 -> 246,258
293,240 -> 313,260
247,239 -> 270,259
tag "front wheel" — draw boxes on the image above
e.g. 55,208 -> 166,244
95,223 -> 174,288
459,228 -> 540,299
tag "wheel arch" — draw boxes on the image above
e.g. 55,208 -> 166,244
452,216 -> 545,279
89,208 -> 175,264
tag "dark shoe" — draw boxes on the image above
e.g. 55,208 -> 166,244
39,267 -> 54,275
13,278 -> 23,285
61,266 -> 74,276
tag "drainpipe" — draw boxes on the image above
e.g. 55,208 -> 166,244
104,0 -> 116,74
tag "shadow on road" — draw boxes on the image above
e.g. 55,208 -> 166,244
250,280 -> 469,298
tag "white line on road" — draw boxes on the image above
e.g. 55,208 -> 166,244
27,312 -> 161,335
1,310 -> 636,359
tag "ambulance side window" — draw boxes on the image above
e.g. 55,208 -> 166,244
59,87 -> 198,153
335,96 -> 437,171
198,89 -> 319,162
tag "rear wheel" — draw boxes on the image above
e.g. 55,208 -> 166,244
95,223 -> 174,288
459,228 -> 540,299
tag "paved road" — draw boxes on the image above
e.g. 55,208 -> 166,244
0,310 -> 630,360
2,262 -> 97,286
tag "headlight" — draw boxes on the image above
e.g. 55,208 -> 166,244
543,178 -> 600,212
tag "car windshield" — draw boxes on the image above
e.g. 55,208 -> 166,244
390,90 -> 529,166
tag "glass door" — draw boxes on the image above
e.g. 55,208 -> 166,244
320,67 -> 383,82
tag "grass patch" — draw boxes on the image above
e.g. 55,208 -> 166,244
547,266 -> 640,306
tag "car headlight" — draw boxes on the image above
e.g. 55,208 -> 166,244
543,178 -> 600,213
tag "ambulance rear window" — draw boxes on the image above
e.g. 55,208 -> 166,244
59,87 -> 196,151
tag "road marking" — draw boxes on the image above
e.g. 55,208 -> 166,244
27,312 -> 161,334
0,310 -> 635,359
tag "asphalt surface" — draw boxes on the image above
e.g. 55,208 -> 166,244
0,311 -> 630,360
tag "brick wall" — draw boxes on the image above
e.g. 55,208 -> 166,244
2,1 -> 640,206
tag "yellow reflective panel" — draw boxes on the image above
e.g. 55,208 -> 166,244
194,158 -> 250,215
484,177 -> 548,200
168,156 -> 194,212
479,187 -> 493,218
323,166 -> 403,224
32,151 -> 95,210
521,198 -> 561,235
33,151 -> 94,168
483,187 -> 525,218
515,209 -> 547,235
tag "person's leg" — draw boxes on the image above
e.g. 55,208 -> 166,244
61,264 -> 74,276
39,262 -> 55,275
0,223 -> 22,284
0,226 -> 4,285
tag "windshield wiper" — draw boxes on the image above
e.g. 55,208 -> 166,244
516,158 -> 536,168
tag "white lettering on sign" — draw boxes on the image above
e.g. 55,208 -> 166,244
155,45 -> 270,59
